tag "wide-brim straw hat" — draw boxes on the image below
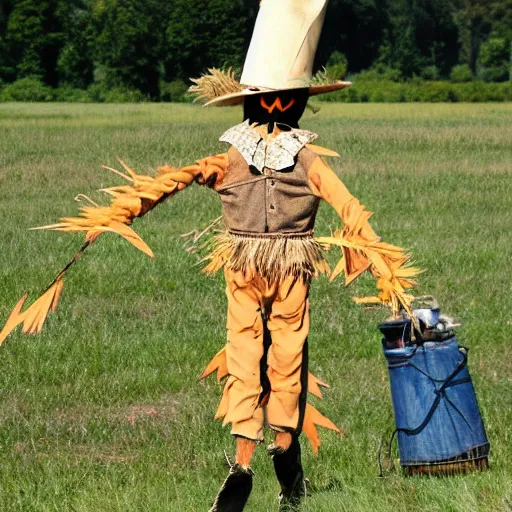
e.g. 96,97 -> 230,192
190,0 -> 351,107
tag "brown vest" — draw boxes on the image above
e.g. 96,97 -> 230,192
216,146 -> 320,234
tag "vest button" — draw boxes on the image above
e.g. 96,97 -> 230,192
269,204 -> 275,210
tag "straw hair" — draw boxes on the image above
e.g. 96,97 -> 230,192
189,68 -> 243,103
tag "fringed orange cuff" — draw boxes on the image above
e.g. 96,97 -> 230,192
317,199 -> 421,317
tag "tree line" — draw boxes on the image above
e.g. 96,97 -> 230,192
0,0 -> 510,101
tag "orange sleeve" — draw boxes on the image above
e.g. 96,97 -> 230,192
140,152 -> 228,215
308,155 -> 421,316
308,156 -> 379,283
308,156 -> 379,240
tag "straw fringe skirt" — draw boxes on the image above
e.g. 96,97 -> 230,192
202,230 -> 330,281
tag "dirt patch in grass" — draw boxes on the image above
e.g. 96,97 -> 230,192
53,394 -> 181,426
6,396 -> 182,465
70,444 -> 139,464
0,397 -> 31,423
0,394 -> 181,429
12,439 -> 139,465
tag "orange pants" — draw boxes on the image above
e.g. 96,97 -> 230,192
216,268 -> 310,441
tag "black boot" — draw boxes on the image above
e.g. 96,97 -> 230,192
269,435 -> 306,511
209,463 -> 254,512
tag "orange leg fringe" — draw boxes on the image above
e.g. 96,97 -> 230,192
201,348 -> 342,455
302,403 -> 342,455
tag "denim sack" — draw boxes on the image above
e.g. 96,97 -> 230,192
384,337 -> 489,467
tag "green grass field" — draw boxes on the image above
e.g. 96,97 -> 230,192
0,103 -> 511,512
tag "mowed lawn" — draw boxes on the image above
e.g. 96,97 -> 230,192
0,102 -> 511,512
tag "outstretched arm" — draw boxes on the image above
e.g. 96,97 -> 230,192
308,155 -> 421,316
37,154 -> 229,255
0,154 -> 228,344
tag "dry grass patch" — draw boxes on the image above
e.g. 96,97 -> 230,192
52,395 -> 181,427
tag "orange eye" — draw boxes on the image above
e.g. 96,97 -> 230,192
260,97 -> 296,114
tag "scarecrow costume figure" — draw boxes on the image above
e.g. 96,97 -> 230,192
0,1 -> 421,510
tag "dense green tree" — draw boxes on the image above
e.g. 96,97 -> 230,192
164,0 -> 256,81
478,37 -> 510,81
488,0 -> 512,42
387,0 -> 421,76
415,0 -> 459,76
319,0 -> 388,73
4,0 -> 64,85
0,0 -> 15,81
90,0 -> 169,98
449,0 -> 511,73
380,0 -> 459,78
0,0 -> 15,33
450,0 -> 487,73
55,0 -> 94,88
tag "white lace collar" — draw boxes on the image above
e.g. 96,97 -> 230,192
219,120 -> 318,173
